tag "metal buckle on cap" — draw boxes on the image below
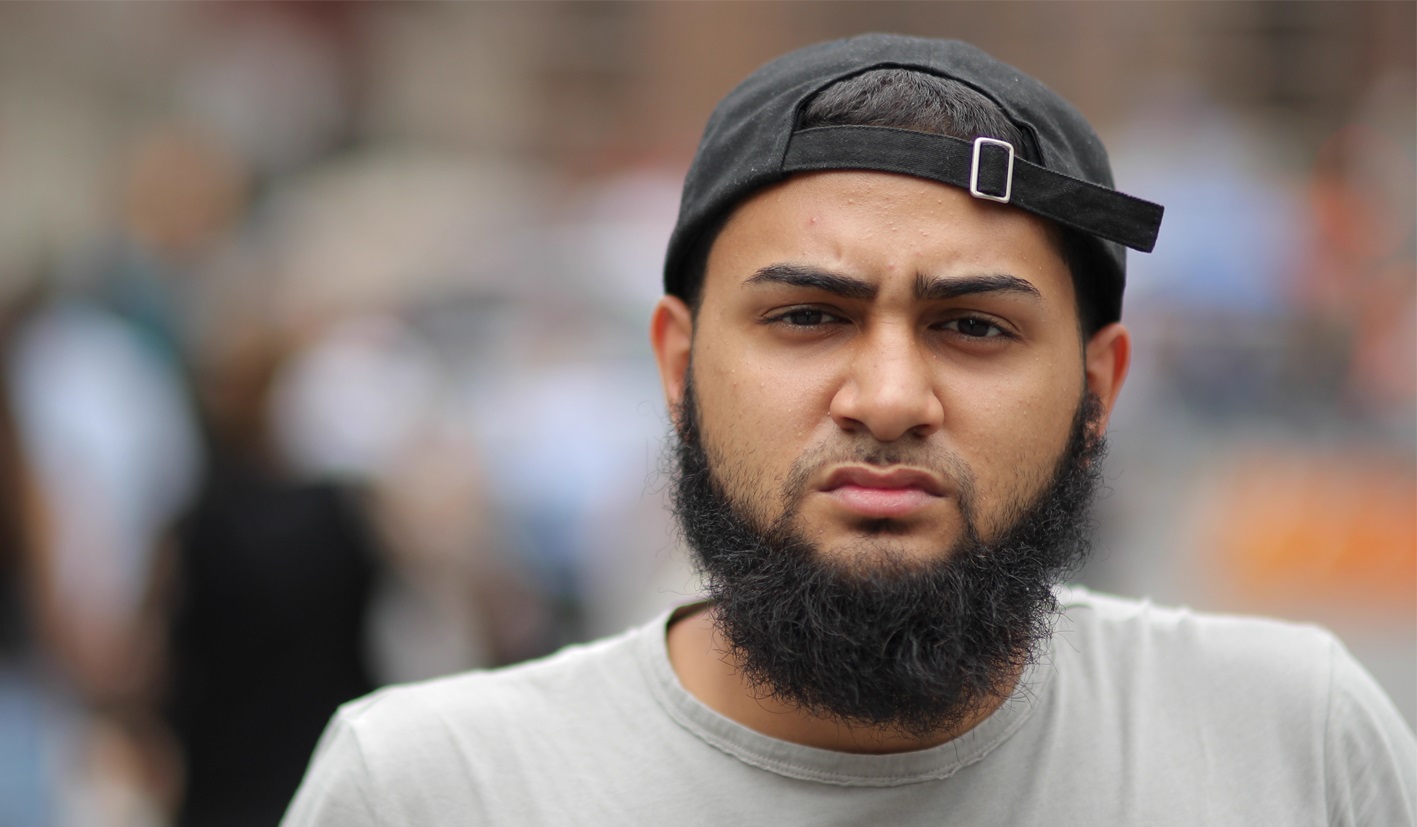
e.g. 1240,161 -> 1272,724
969,137 -> 1014,204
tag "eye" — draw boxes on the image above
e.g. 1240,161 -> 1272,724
940,316 -> 1007,339
769,308 -> 842,327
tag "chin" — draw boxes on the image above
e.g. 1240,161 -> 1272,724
852,516 -> 929,538
811,533 -> 958,578
818,511 -> 965,550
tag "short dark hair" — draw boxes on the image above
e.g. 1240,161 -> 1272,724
682,68 -> 1105,338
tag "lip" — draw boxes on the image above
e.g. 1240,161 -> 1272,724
822,466 -> 946,496
820,466 -> 946,519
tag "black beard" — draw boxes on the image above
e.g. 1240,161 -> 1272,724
669,377 -> 1106,740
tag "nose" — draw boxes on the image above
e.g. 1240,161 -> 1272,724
829,324 -> 944,442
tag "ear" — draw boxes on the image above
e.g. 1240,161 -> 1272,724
650,295 -> 694,423
1083,322 -> 1131,434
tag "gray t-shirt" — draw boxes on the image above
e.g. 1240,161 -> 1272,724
283,587 -> 1416,825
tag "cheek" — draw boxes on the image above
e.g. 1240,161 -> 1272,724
695,323 -> 832,434
691,342 -> 835,509
943,354 -> 1081,515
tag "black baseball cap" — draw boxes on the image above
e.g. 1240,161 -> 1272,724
663,34 -> 1164,326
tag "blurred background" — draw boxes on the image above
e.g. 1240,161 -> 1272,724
0,2 -> 1411,825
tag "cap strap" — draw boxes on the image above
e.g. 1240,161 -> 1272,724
783,125 -> 1163,253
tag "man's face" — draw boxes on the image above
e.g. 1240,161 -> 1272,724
685,170 -> 1089,558
652,169 -> 1129,735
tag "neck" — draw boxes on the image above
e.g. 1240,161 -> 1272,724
665,604 -> 1019,754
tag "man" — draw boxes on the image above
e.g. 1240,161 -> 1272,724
285,34 -> 1416,825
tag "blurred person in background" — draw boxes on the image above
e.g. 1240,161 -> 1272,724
0,9 -> 434,822
1302,117 -> 1416,428
0,285 -> 59,827
284,35 -> 1415,825
255,151 -> 571,673
157,280 -> 384,827
1108,81 -> 1300,425
2,121 -> 217,824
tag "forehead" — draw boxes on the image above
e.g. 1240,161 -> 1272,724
701,170 -> 1073,307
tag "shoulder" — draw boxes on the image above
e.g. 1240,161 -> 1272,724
1051,586 -> 1339,746
1050,586 -> 1416,824
284,620 -> 661,825
1319,629 -> 1417,825
340,620 -> 649,745
1056,585 -> 1337,682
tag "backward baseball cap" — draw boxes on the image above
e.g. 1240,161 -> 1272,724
663,33 -> 1164,326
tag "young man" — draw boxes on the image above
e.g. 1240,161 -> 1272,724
285,34 -> 1416,825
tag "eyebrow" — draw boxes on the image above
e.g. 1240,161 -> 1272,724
743,263 -> 876,299
914,272 -> 1043,302
743,263 -> 1043,303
